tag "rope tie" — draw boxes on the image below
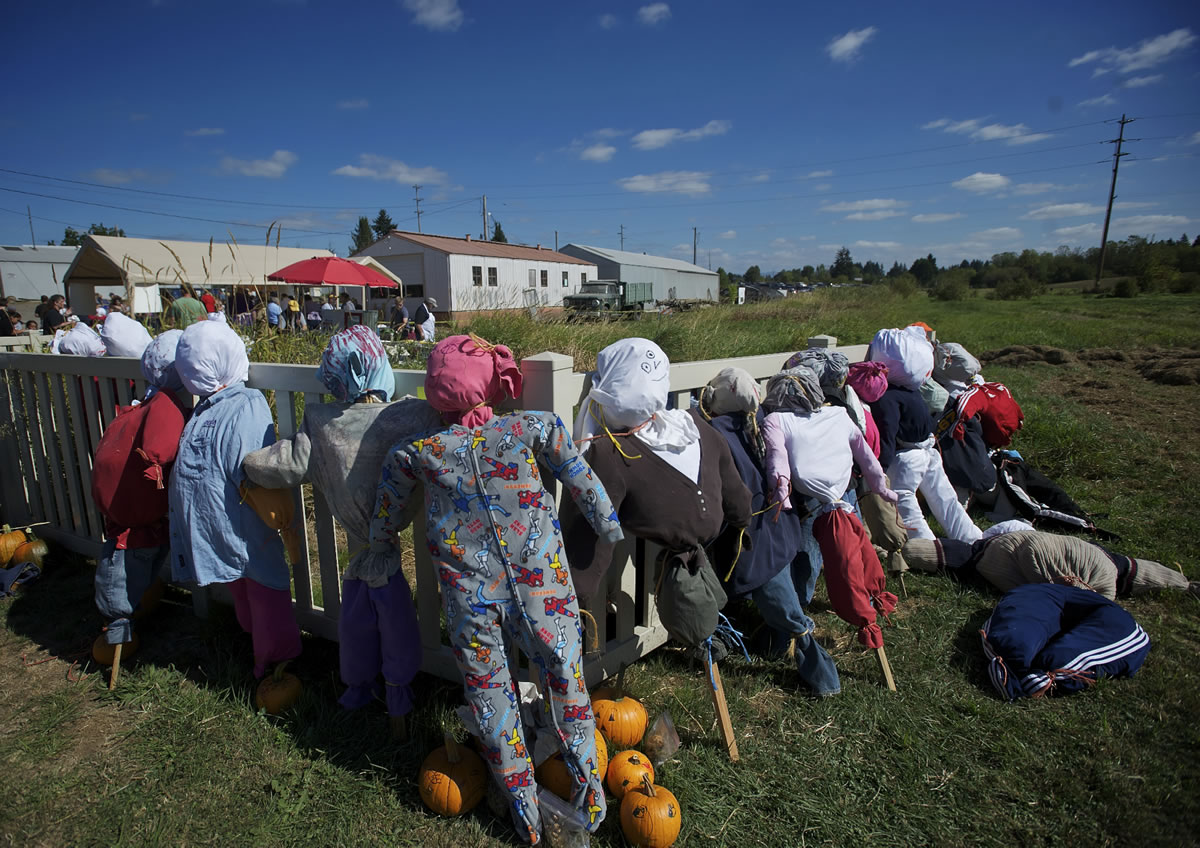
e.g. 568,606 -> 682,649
576,399 -> 648,460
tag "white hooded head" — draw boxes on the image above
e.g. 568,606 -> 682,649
175,320 -> 249,397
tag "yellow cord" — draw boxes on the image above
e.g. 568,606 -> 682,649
721,498 -> 786,581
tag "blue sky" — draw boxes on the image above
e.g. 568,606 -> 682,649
2,1 -> 1198,274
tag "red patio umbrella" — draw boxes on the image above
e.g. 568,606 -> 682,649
267,256 -> 398,288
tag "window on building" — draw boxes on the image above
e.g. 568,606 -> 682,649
529,269 -> 537,288
472,266 -> 482,286
540,270 -> 548,287
488,267 -> 498,287
406,285 -> 425,298
581,272 -> 587,284
562,271 -> 569,287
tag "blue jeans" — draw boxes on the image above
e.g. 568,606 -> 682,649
751,555 -> 841,696
95,539 -> 169,643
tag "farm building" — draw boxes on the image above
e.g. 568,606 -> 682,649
558,244 -> 719,303
62,235 -> 334,314
0,245 -> 80,302
355,231 -> 597,319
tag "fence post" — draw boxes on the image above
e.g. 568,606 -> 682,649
519,351 -> 577,424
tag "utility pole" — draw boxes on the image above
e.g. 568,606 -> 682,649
554,230 -> 558,251
618,224 -> 625,250
481,195 -> 488,240
693,227 -> 698,265
26,206 -> 36,245
413,185 -> 424,233
1095,114 -> 1134,285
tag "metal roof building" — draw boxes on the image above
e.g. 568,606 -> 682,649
0,245 -> 80,301
558,244 -> 719,303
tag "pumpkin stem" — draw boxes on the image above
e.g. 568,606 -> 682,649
273,660 -> 290,682
641,773 -> 655,797
444,731 -> 461,764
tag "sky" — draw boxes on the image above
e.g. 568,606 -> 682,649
2,1 -> 1198,275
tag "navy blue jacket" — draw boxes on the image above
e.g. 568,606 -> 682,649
871,385 -> 933,471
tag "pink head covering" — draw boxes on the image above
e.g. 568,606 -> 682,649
425,334 -> 523,427
846,360 -> 889,403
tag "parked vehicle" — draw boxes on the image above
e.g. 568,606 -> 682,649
562,280 -> 654,319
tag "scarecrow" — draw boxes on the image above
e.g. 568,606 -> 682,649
700,367 -> 840,696
762,365 -> 901,688
366,334 -> 619,845
243,326 -> 442,734
168,321 -> 302,680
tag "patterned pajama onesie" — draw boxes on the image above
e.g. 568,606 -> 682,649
369,411 -> 622,844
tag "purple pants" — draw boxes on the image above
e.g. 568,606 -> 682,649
229,577 -> 302,678
338,573 -> 422,717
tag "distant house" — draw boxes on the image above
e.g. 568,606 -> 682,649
558,244 -> 719,303
356,231 -> 597,319
0,245 -> 80,302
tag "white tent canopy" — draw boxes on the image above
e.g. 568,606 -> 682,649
62,235 -> 335,313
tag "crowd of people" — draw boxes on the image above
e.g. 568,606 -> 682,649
68,319 -> 1197,845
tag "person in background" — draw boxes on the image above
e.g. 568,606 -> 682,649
165,288 -> 208,330
286,296 -> 303,332
266,294 -> 282,331
412,296 -> 437,341
169,321 -> 302,680
109,294 -> 126,315
43,294 -> 68,333
25,320 -> 39,331
34,295 -> 50,324
339,292 -> 358,311
0,303 -> 14,337
199,288 -> 217,314
388,295 -> 409,337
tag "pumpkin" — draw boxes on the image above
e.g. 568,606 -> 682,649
12,534 -> 48,568
255,661 -> 303,714
419,733 -> 487,816
535,729 -> 609,801
92,633 -> 139,665
620,773 -> 682,848
0,524 -> 27,567
607,750 -> 655,799
591,686 -> 648,748
134,578 -> 166,619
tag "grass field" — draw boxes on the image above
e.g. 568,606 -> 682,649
2,288 -> 1199,847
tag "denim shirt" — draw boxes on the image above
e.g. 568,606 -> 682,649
168,382 -> 289,590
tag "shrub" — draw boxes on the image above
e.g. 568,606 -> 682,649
1113,278 -> 1139,298
888,273 -> 919,298
932,270 -> 971,301
1171,272 -> 1200,293
994,271 -> 1042,300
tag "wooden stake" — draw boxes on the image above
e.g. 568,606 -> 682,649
708,661 -> 739,762
109,642 -> 123,691
875,646 -> 897,692
390,714 -> 408,742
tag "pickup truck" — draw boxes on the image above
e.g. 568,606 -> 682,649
562,280 -> 654,319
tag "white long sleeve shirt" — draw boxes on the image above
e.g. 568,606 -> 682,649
763,405 -> 892,506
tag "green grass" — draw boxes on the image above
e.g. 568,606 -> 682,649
3,288 -> 1199,847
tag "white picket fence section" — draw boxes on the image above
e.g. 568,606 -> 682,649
0,337 -> 866,685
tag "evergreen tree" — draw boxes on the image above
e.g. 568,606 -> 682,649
491,221 -> 508,243
349,216 -> 374,254
371,209 -> 396,241
831,247 -> 855,278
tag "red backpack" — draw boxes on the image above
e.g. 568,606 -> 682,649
950,382 -> 1024,449
91,391 -> 188,530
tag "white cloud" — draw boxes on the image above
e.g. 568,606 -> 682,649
338,98 -> 370,110
631,119 -> 730,150
403,0 -> 463,32
1068,28 -> 1196,76
185,127 -> 224,137
332,153 -> 449,184
806,169 -> 833,178
1077,93 -> 1116,108
1123,74 -> 1163,88
814,183 -> 831,192
88,168 -> 152,185
618,170 -> 711,195
925,118 -> 1052,146
1112,214 -> 1190,232
636,3 -> 670,26
1113,201 -> 1156,210
952,172 -> 1011,193
846,210 -> 905,221
580,144 -> 616,163
911,212 -> 964,223
1052,223 -> 1102,241
853,240 -> 900,249
718,230 -> 737,240
1190,131 -> 1200,145
820,198 -> 906,213
1013,182 -> 1069,196
1023,203 -> 1105,220
220,149 -> 298,178
827,26 -> 877,63
598,13 -> 617,29
749,172 -> 770,183
973,227 -> 1022,241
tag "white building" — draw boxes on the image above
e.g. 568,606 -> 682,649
558,244 -> 719,303
357,231 -> 597,318
0,245 -> 80,302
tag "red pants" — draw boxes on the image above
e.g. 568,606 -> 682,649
813,508 -> 897,649
230,577 -> 302,678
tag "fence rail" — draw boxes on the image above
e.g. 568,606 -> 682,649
0,337 -> 866,685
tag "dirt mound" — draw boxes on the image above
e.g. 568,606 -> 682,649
1078,348 -> 1130,363
1132,349 -> 1200,386
980,345 -> 1075,366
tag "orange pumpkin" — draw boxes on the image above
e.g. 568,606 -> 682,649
607,750 -> 655,799
92,633 -> 140,665
535,730 -> 609,801
12,535 -> 48,568
419,733 -> 487,816
255,661 -> 303,714
0,524 -> 27,567
592,686 -> 648,748
620,773 -> 682,848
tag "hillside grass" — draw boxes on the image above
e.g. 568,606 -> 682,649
2,288 -> 1199,847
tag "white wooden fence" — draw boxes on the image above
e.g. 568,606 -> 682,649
0,337 -> 865,685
